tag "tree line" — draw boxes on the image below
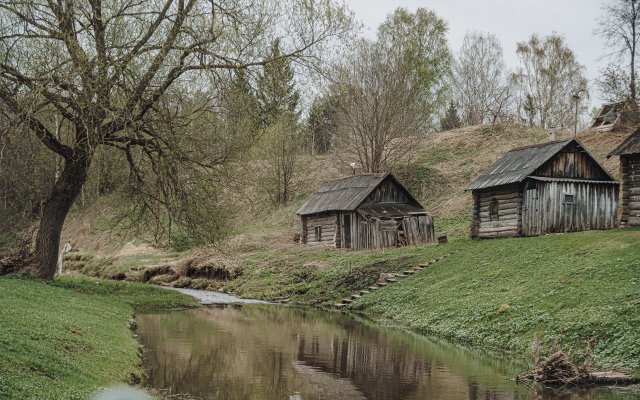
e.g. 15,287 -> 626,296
0,0 -> 638,278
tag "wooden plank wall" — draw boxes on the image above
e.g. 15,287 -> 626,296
535,143 -> 609,180
303,213 -> 338,247
621,154 -> 640,226
523,180 -> 619,235
474,184 -> 522,239
363,179 -> 411,204
351,213 -> 435,249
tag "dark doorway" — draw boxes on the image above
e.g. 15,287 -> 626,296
343,214 -> 351,248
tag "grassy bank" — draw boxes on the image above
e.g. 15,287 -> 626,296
0,274 -> 198,400
348,228 -> 640,371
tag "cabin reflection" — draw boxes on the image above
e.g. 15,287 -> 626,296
294,330 -> 524,400
138,305 -> 544,400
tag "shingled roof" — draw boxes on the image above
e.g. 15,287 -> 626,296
466,138 -> 615,191
296,173 -> 422,216
608,128 -> 640,157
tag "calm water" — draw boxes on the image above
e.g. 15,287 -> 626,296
138,304 -> 639,400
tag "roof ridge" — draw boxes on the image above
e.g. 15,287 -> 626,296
508,138 -> 573,152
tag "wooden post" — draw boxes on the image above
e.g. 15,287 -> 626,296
552,337 -> 557,353
534,332 -> 540,366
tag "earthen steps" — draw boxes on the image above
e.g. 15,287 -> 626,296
332,248 -> 464,310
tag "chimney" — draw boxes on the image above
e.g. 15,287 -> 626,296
549,127 -> 555,141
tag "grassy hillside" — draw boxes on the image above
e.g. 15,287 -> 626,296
0,274 -> 198,399
350,228 -> 640,371
50,124 -> 630,282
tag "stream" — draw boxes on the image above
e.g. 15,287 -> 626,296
137,289 -> 640,400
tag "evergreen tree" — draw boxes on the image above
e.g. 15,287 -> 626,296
306,94 -> 339,154
254,39 -> 302,206
440,101 -> 462,131
256,39 -> 300,127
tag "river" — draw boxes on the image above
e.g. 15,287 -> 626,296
137,290 -> 640,400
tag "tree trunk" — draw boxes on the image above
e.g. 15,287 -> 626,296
25,152 -> 92,278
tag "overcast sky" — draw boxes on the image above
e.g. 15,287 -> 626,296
347,0 -> 614,105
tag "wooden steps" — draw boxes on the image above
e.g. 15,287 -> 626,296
332,248 -> 465,310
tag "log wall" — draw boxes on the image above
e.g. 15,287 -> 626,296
535,142 -> 609,180
472,184 -> 522,239
302,212 -> 339,248
522,179 -> 619,236
620,154 -> 640,226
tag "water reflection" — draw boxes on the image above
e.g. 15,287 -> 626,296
137,305 -> 638,400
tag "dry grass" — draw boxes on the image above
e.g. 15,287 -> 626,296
53,123 -> 634,281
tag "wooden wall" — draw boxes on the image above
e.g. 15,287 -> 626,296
341,212 -> 434,250
620,154 -> 640,226
522,179 -> 619,236
471,184 -> 522,239
363,179 -> 412,204
302,213 -> 339,248
535,142 -> 609,180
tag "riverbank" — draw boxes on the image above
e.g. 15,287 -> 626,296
0,274 -> 199,400
349,228 -> 640,373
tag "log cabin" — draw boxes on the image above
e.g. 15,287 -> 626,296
607,128 -> 640,226
466,138 -> 619,239
296,173 -> 435,249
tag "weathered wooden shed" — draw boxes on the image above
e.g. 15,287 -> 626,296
466,138 -> 619,239
590,101 -> 627,131
608,128 -> 640,226
296,173 -> 435,249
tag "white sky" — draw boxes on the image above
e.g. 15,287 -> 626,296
346,0 -> 614,105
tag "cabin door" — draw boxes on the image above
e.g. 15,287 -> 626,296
343,214 -> 351,248
523,188 -> 541,236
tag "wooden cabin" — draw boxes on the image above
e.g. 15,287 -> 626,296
296,173 -> 435,249
607,128 -> 640,226
466,138 -> 619,239
590,101 -> 627,131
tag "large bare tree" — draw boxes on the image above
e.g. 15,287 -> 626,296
333,39 -> 429,173
0,0 -> 356,278
595,0 -> 640,102
453,31 -> 511,126
514,33 -> 587,129
332,7 -> 452,173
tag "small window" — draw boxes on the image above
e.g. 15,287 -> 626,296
564,194 -> 574,204
490,201 -> 499,220
314,226 -> 322,242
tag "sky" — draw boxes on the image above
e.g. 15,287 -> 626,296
346,0 -> 614,106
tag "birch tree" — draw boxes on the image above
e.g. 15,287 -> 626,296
453,31 -> 510,126
595,0 -> 640,102
514,33 -> 588,129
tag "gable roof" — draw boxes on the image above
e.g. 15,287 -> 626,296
590,100 -> 627,131
296,173 -> 422,216
607,128 -> 640,157
466,138 -> 615,191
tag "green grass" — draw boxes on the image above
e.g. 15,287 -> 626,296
0,274 -> 199,399
348,227 -> 640,371
219,239 -> 472,306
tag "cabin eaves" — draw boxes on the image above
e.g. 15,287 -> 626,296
608,127 -> 640,157
296,173 -> 423,216
466,138 -> 615,191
